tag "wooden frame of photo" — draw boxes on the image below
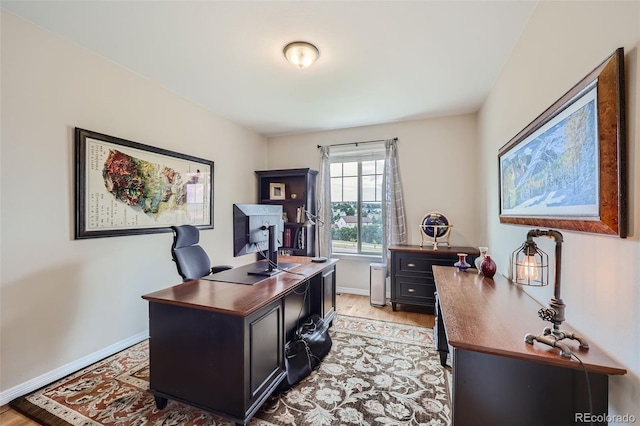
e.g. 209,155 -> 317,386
498,48 -> 626,237
74,128 -> 214,239
269,182 -> 286,200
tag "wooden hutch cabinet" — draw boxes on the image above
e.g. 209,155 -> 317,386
255,168 -> 318,257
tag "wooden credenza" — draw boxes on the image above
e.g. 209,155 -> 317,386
433,265 -> 626,426
389,245 -> 476,312
141,257 -> 337,426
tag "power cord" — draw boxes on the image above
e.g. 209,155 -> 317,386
571,352 -> 593,426
293,281 -> 310,334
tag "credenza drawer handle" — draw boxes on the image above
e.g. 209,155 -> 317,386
407,263 -> 416,268
408,288 -> 415,293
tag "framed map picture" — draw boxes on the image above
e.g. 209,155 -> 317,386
74,128 -> 214,239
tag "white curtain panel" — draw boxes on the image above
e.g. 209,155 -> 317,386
318,145 -> 332,259
382,139 -> 407,267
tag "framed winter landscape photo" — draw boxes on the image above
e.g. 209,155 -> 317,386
498,48 -> 626,237
75,128 -> 214,239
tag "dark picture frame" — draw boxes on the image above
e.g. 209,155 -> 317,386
75,128 -> 214,239
498,48 -> 626,237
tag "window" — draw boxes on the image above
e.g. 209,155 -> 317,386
329,144 -> 385,255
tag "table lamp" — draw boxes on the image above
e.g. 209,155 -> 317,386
511,229 -> 589,358
304,210 -> 328,263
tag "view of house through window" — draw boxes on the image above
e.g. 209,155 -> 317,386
330,158 -> 384,255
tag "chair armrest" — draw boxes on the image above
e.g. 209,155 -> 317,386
211,265 -> 233,274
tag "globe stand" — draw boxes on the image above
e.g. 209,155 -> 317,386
420,224 -> 452,250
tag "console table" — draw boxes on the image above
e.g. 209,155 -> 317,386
141,257 -> 337,426
433,266 -> 626,426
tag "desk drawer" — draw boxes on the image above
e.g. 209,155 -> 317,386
394,275 -> 436,303
395,253 -> 459,276
399,282 -> 434,300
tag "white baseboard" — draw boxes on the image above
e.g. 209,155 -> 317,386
0,330 -> 149,406
336,286 -> 391,299
336,286 -> 369,296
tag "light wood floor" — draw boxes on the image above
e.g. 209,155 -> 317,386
1,294 -> 433,425
336,293 -> 434,328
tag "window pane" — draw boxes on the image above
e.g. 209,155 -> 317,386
331,201 -> 358,254
361,202 -> 383,254
331,177 -> 342,202
342,177 -> 357,201
376,160 -> 385,173
362,160 -> 376,175
375,175 -> 383,200
343,162 -> 358,176
362,175 -> 376,201
330,163 -> 342,177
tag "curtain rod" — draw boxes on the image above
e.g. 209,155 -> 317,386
317,137 -> 397,149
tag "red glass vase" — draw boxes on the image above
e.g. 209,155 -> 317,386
480,255 -> 497,278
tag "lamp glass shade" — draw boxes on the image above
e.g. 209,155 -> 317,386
511,242 -> 549,286
518,255 -> 539,281
284,42 -> 319,68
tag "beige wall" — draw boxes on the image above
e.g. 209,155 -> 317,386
0,11 -> 267,397
267,115 -> 480,292
479,1 -> 640,420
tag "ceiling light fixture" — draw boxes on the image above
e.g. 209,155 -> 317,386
283,41 -> 319,69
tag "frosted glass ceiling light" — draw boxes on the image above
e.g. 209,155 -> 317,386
283,42 -> 319,69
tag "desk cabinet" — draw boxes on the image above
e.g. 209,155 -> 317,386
433,265 -> 626,426
148,299 -> 284,422
389,245 -> 476,312
311,266 -> 336,322
142,258 -> 337,426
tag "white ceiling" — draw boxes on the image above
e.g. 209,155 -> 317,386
2,1 -> 537,137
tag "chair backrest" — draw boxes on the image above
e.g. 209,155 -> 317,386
171,225 -> 212,281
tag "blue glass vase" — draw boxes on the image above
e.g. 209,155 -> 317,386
454,253 -> 471,272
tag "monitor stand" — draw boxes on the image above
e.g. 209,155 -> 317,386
246,261 -> 300,277
246,224 -> 299,276
247,262 -> 280,277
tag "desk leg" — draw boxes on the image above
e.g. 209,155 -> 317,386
439,352 -> 447,366
154,395 -> 168,410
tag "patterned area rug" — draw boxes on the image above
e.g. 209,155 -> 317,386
10,315 -> 451,426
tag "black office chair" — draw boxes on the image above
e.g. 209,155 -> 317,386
171,225 -> 233,281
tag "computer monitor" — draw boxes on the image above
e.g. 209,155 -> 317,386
233,204 -> 297,276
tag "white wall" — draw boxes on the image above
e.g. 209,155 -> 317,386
267,115 -> 480,292
479,1 -> 640,421
0,11 -> 267,399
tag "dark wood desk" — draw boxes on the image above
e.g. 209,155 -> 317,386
142,257 -> 337,426
433,266 -> 626,426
